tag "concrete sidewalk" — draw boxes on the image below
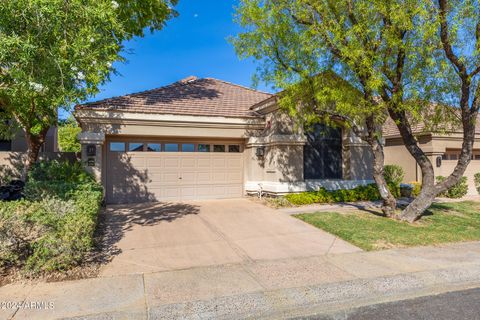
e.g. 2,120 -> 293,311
1,241 -> 480,320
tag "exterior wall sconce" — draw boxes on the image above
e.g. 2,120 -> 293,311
436,156 -> 442,168
256,146 -> 265,158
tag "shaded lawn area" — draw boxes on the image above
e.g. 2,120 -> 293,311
294,201 -> 480,251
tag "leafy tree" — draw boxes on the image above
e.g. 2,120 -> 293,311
233,0 -> 479,221
0,0 -> 177,173
58,116 -> 81,152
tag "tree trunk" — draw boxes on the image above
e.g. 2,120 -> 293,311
370,141 -> 397,217
363,115 -> 397,217
389,106 -> 477,222
23,128 -> 48,179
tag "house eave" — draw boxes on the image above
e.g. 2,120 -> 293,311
75,109 -> 265,130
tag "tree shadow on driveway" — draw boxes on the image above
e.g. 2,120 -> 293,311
91,202 -> 200,266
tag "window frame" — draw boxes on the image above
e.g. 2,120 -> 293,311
109,142 -> 126,152
213,144 -> 226,153
146,143 -> 162,152
198,144 -> 211,152
181,143 -> 196,152
164,143 -> 180,152
128,142 -> 145,152
228,144 -> 241,153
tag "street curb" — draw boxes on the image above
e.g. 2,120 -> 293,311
143,263 -> 480,320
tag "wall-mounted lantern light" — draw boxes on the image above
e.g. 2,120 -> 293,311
436,156 -> 442,168
256,146 -> 265,158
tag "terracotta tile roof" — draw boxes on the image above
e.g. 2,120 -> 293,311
383,117 -> 428,137
383,111 -> 480,137
76,77 -> 273,118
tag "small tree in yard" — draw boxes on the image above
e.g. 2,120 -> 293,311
58,117 -> 81,153
233,0 -> 480,222
0,0 -> 177,174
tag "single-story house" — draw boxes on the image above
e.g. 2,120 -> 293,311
75,76 -> 374,204
383,117 -> 480,195
0,128 -> 58,153
0,127 -> 62,174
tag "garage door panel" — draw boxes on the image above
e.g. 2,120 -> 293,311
212,172 -> 227,183
107,143 -> 244,204
180,172 -> 196,184
227,172 -> 243,183
196,172 -> 211,183
163,186 -> 181,198
197,158 -> 211,168
212,158 -> 227,168
163,172 -> 180,183
181,158 -> 196,168
146,157 -> 164,167
212,185 -> 229,197
226,185 -> 243,196
181,187 -> 196,199
128,156 -> 146,167
164,157 -> 180,168
227,158 -> 243,168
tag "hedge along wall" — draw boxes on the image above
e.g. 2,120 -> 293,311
436,160 -> 480,196
0,152 -> 79,184
0,160 -> 103,275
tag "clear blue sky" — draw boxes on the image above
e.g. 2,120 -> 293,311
82,0 -> 272,106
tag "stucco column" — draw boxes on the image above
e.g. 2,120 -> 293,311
77,132 -> 105,183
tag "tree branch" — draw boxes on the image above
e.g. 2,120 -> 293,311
438,0 -> 468,77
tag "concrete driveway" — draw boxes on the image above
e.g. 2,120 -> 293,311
99,199 -> 360,276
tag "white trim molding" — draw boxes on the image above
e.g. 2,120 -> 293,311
77,132 -> 105,145
245,179 -> 374,195
246,134 -> 307,147
75,110 -> 265,129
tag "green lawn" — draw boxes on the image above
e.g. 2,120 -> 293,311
294,201 -> 480,251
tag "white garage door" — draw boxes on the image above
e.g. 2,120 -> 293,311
106,140 -> 244,204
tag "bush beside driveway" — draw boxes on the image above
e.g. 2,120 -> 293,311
0,161 -> 103,278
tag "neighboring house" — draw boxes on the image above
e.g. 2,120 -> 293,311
383,117 -> 480,195
0,127 -> 60,175
0,127 -> 58,153
75,76 -> 374,204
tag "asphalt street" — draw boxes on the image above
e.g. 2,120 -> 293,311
295,287 -> 480,320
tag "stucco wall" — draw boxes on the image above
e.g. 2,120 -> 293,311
384,136 -> 432,183
244,108 -> 305,186
436,160 -> 480,195
0,151 -> 79,181
10,127 -> 58,152
384,134 -> 480,195
348,145 -> 374,180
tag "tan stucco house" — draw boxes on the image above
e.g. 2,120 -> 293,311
0,127 -> 60,172
75,76 -> 374,204
383,117 -> 480,195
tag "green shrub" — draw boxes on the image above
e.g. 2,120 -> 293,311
474,173 -> 480,195
383,165 -> 405,186
284,192 -> 320,205
387,182 -> 401,198
285,184 -> 381,206
436,176 -> 468,199
411,182 -> 422,197
0,161 -> 103,275
58,117 -> 81,152
383,165 -> 404,198
28,160 -> 93,184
